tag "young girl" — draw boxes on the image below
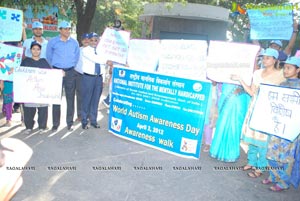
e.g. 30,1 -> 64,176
21,41 -> 51,133
262,56 -> 300,192
232,48 -> 285,177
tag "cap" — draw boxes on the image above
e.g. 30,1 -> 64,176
261,48 -> 279,59
283,56 -> 300,68
30,41 -> 42,49
270,40 -> 282,48
81,33 -> 89,39
32,21 -> 43,29
58,21 -> 71,29
88,32 -> 99,39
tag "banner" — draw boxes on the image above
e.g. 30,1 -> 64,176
109,67 -> 211,159
157,40 -> 208,80
24,5 -> 59,38
0,43 -> 23,81
96,28 -> 131,64
247,5 -> 293,40
206,41 -> 260,86
13,67 -> 63,104
249,84 -> 300,141
127,39 -> 160,72
0,7 -> 23,41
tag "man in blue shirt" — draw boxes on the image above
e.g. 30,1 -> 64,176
46,21 -> 80,131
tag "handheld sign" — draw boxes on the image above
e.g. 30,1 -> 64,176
207,41 -> 260,85
0,7 -> 23,42
249,84 -> 300,141
157,40 -> 208,80
96,28 -> 131,64
127,39 -> 160,72
247,5 -> 293,40
0,43 -> 23,81
13,67 -> 63,104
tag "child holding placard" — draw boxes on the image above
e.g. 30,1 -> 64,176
262,56 -> 300,192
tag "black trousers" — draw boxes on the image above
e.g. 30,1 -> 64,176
52,68 -> 76,128
24,106 -> 48,129
75,71 -> 82,119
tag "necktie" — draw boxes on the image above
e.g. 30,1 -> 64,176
94,48 -> 101,75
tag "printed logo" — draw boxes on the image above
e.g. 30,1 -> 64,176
111,117 -> 122,132
193,83 -> 202,92
119,70 -> 125,77
180,137 -> 198,154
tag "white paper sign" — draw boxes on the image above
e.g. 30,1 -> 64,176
207,41 -> 260,86
157,40 -> 208,80
13,67 -> 63,104
96,28 -> 131,64
127,39 -> 160,72
249,84 -> 300,141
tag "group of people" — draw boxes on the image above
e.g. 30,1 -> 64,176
202,23 -> 300,192
1,20 -> 109,133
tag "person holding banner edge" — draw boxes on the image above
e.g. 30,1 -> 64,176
80,32 -> 105,129
231,48 -> 285,178
262,56 -> 300,192
21,41 -> 52,134
74,33 -> 90,123
46,21 -> 80,132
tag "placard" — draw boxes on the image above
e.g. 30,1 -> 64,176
0,43 -> 23,81
157,40 -> 208,80
247,6 -> 293,40
206,41 -> 260,86
249,84 -> 300,141
0,7 -> 23,41
127,39 -> 160,72
13,67 -> 63,104
96,28 -> 131,64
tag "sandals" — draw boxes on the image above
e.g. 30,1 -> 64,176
243,165 -> 253,171
247,170 -> 262,178
203,145 -> 210,152
269,184 -> 287,192
262,178 -> 272,185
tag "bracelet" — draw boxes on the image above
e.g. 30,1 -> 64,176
293,30 -> 299,33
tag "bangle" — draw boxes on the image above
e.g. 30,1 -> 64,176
293,30 -> 298,33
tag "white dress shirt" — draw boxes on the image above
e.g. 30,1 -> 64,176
81,46 -> 106,76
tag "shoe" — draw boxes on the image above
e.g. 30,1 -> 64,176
262,178 -> 272,185
38,128 -> 48,133
51,126 -> 58,132
75,117 -> 81,122
269,184 -> 287,192
23,129 -> 32,134
67,125 -> 74,131
82,124 -> 89,130
247,170 -> 262,178
102,100 -> 110,108
91,123 -> 100,128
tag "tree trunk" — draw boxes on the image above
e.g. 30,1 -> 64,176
74,0 -> 98,43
